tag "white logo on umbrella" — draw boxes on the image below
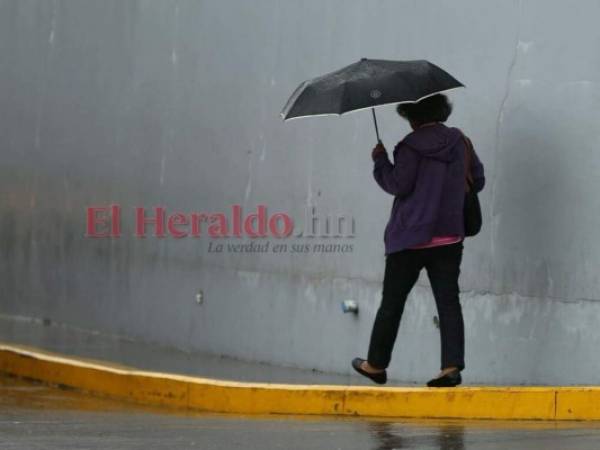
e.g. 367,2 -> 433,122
370,89 -> 382,99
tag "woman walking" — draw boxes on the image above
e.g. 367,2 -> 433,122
352,94 -> 485,387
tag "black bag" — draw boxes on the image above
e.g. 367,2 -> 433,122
462,136 -> 482,237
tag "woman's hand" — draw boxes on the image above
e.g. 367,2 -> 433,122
372,141 -> 387,161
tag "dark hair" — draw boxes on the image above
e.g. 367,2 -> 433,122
396,94 -> 452,125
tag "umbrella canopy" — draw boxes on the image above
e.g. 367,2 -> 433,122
280,58 -> 464,140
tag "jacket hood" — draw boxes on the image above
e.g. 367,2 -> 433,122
401,124 -> 462,163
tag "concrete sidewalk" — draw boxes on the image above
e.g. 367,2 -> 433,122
0,315 -> 370,385
1,315 -> 600,421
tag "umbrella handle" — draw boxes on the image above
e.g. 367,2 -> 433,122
371,108 -> 382,144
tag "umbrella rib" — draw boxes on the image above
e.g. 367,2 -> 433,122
280,80 -> 309,118
338,79 -> 350,115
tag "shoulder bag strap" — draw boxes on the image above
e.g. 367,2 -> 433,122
462,134 -> 475,192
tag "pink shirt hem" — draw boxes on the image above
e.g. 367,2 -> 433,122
408,235 -> 463,250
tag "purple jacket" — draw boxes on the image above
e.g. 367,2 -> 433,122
373,123 -> 485,255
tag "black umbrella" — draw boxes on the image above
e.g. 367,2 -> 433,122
280,58 -> 464,142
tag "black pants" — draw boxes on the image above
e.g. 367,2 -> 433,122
367,241 -> 465,371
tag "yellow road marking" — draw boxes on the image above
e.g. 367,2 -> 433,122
0,343 -> 597,420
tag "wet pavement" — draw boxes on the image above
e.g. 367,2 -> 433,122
0,315 -> 375,385
3,315 -> 600,449
2,375 -> 600,450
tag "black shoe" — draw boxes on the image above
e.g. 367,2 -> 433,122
426,369 -> 462,387
351,358 -> 387,385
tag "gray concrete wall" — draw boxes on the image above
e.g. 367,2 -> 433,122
1,0 -> 600,384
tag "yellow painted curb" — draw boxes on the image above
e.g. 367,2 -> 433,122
0,343 -> 598,420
